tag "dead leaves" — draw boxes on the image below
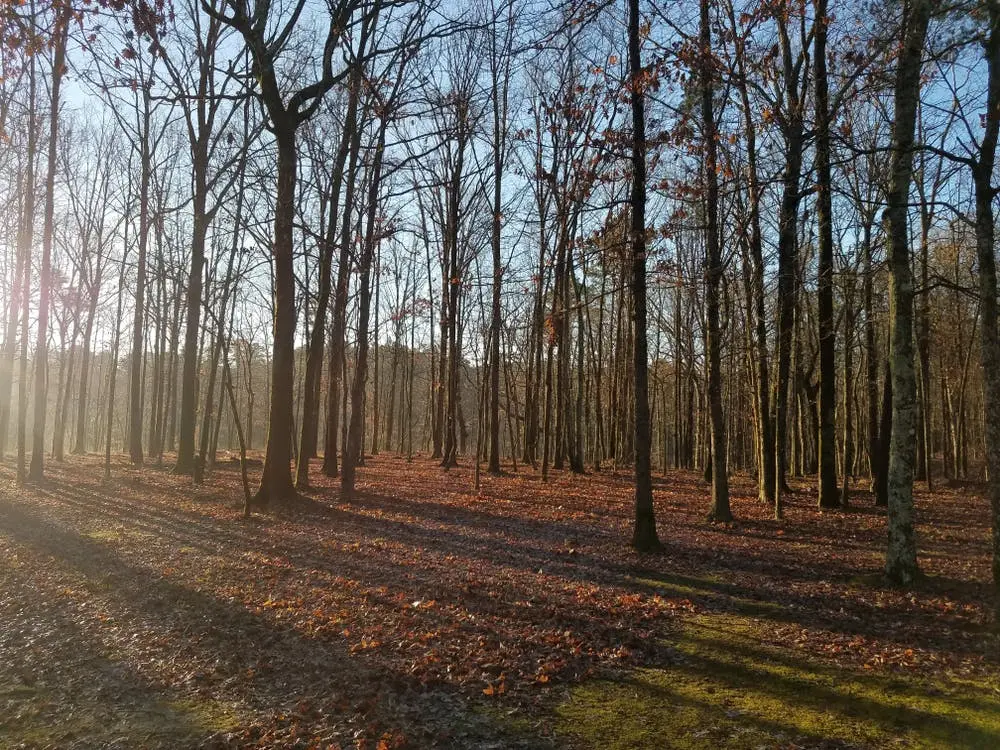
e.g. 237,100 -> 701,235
0,454 -> 997,749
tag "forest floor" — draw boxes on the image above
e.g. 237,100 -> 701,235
0,453 -> 998,749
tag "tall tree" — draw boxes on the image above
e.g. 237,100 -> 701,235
485,0 -> 515,476
771,1 -> 811,517
970,0 -> 1000,614
813,0 -> 838,509
884,0 -> 931,585
28,6 -> 69,481
207,0 -> 367,506
166,0 -> 244,475
698,0 -> 731,522
629,0 -> 661,550
0,45 -> 36,463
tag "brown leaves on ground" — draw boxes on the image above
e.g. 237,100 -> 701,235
0,453 -> 996,748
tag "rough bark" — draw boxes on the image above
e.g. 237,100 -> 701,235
629,0 -> 661,550
972,1 -> 1000,616
884,0 -> 931,586
814,0 -> 839,509
253,126 -> 299,505
700,0 -> 731,523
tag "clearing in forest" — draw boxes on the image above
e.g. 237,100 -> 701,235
0,454 -> 997,749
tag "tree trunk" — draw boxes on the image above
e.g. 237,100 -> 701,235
323,107 -> 363,479
175,151 -> 209,475
972,1 -> 1000,616
814,0 -> 839,509
884,0 -> 931,585
842,280 -> 856,509
299,83 -> 356,486
253,125 -> 299,505
700,0 -> 731,523
0,53 -> 36,461
629,0 -> 661,550
28,16 -> 67,481
73,295 -> 99,454
773,12 -> 806,517
863,220 -> 880,490
342,125 -> 387,495
728,0 -> 774,504
128,89 -> 153,467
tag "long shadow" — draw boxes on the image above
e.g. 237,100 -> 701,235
14,464 -> 999,703
0,497 -> 554,749
628,562 -> 998,663
639,625 -> 1000,747
565,613 -> 1000,747
31,472 -> 998,672
0,553 -> 232,749
22,479 -> 687,693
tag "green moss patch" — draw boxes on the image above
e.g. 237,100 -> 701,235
556,615 -> 1000,749
0,682 -> 238,749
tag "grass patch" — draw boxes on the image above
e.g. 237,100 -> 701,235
81,526 -> 156,546
0,681 -> 238,749
81,527 -> 123,543
555,615 -> 1000,749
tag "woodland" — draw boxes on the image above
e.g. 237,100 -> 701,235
0,0 -> 999,748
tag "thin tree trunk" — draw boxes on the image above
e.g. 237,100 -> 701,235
815,0 -> 839,509
0,52 -> 36,461
343,122 -> 388,494
73,296 -> 99,454
128,88 -> 154,467
28,15 -> 67,481
772,10 -> 806,516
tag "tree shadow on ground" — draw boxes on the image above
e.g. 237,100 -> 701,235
0,496 -> 553,749
1,455 -> 997,748
557,614 -> 1000,749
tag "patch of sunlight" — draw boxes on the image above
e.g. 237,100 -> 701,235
0,684 -> 238,748
555,614 -> 1000,749
633,573 -> 787,618
81,526 -> 123,543
81,526 -> 156,545
475,703 -> 538,736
